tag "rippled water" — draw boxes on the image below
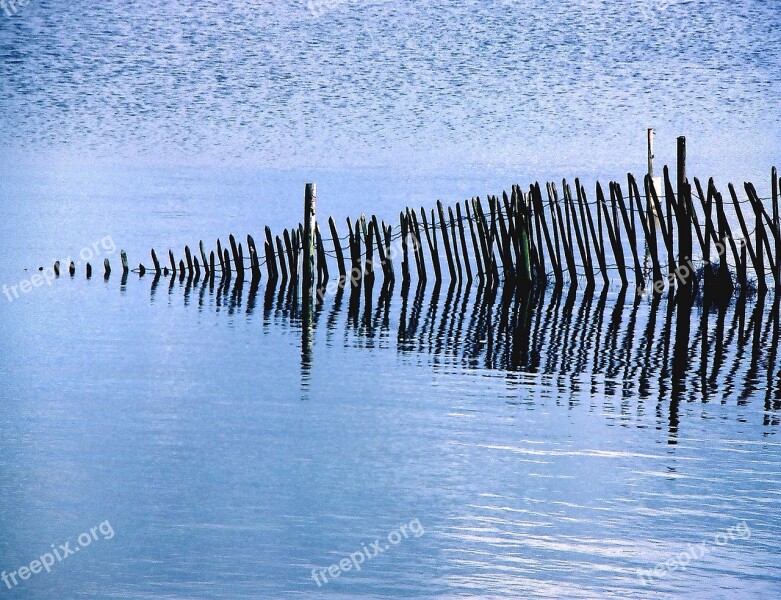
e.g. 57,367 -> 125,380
2,268 -> 781,598
1,0 -> 780,178
2,0 -> 781,598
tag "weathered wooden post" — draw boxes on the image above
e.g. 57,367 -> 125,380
185,245 -> 193,274
275,236 -> 288,282
647,128 -> 655,180
303,183 -> 316,290
517,193 -> 532,288
151,249 -> 161,275
676,136 -> 694,289
328,216 -> 347,280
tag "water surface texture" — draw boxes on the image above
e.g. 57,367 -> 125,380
1,0 -> 781,598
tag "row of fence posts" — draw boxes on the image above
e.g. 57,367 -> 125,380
52,137 -> 781,311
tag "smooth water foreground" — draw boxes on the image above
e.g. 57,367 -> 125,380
1,264 -> 781,598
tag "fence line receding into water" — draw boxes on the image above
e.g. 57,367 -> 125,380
55,137 -> 781,308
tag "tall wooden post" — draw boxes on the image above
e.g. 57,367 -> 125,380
647,128 -> 655,180
677,136 -> 693,288
303,183 -> 316,289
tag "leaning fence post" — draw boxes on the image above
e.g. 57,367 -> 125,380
328,216 -> 347,280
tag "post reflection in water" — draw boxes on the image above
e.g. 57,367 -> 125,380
151,273 -> 781,436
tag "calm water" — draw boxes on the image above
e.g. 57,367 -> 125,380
2,0 -> 781,598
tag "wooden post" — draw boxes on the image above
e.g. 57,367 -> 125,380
362,214 -> 374,281
632,174 -> 663,286
472,198 -> 491,283
647,128 -> 655,180
199,241 -> 209,278
284,229 -> 297,281
209,251 -> 215,277
534,182 -> 560,286
216,240 -> 224,274
371,215 -> 389,281
303,183 -> 316,289
578,182 -> 607,286
529,185 -> 546,284
400,212 -> 410,284
69,261 -> 76,276
746,183 -> 767,292
599,182 -> 627,288
729,183 -> 765,292
315,222 -> 329,284
676,137 -> 694,288
647,174 -> 675,276
553,183 -> 577,286
328,216 -> 347,280
264,227 -> 277,281
264,241 -> 275,280
614,181 -> 643,291
352,218 -> 363,286
465,200 -> 483,280
455,203 -> 472,284
383,223 -> 395,283
572,180 -> 594,283
103,258 -> 111,279
168,250 -> 176,275
121,250 -> 129,275
565,180 -> 592,287
437,200 -> 457,281
223,249 -> 232,281
420,207 -> 441,282
185,246 -> 193,274
476,197 -> 499,283
346,217 -> 361,286
151,249 -> 161,275
745,182 -> 778,286
251,235 -> 262,281
712,180 -> 742,291
448,206 -> 463,282
409,208 -> 427,282
495,195 -> 515,280
229,235 -> 243,283
547,184 -> 564,286
518,193 -> 532,288
276,236 -> 288,281
86,263 -> 92,278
